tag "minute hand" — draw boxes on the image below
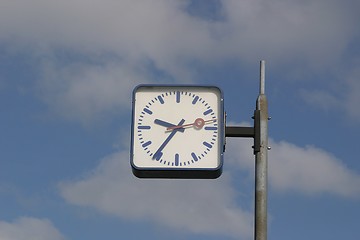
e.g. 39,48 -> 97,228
153,119 -> 185,160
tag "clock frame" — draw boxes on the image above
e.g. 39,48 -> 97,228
130,85 -> 225,179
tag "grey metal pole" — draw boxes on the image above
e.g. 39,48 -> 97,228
254,60 -> 268,240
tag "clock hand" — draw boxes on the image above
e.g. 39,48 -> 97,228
167,118 -> 216,130
154,119 -> 185,133
153,119 -> 185,160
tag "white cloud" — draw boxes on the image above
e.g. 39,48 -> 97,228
344,67 -> 360,121
226,137 -> 360,197
0,0 -> 216,79
59,151 -> 253,239
300,89 -> 342,111
58,118 -> 360,239
300,65 -> 360,122
36,59 -> 149,124
0,217 -> 65,240
217,0 -> 357,68
59,135 -> 360,239
268,140 -> 360,196
1,0 -> 359,123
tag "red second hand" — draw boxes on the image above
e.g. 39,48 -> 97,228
167,118 -> 216,130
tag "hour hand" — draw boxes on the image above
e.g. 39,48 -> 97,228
154,119 -> 185,132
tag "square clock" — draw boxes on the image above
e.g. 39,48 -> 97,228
130,85 -> 225,178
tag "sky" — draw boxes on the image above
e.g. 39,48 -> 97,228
0,0 -> 360,239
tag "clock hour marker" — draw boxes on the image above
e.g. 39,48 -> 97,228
158,95 -> 164,104
192,96 -> 199,104
203,109 -> 213,115
191,152 -> 198,162
143,108 -> 152,115
203,141 -> 212,148
175,153 -> 179,166
204,126 -> 217,130
142,141 -> 152,147
138,125 -> 151,130
176,91 -> 180,103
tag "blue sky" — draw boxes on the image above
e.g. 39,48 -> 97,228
1,0 -> 360,239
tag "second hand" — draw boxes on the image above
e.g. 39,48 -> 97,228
167,118 -> 216,130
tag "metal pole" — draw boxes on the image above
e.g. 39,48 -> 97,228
254,60 -> 268,240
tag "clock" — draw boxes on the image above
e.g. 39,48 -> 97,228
130,85 -> 225,178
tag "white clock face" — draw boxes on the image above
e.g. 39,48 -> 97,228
131,85 -> 224,176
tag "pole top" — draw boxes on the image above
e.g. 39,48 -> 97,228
260,60 -> 265,95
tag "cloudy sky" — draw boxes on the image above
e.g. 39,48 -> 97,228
1,0 -> 360,239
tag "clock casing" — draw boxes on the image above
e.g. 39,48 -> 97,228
130,85 -> 225,178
